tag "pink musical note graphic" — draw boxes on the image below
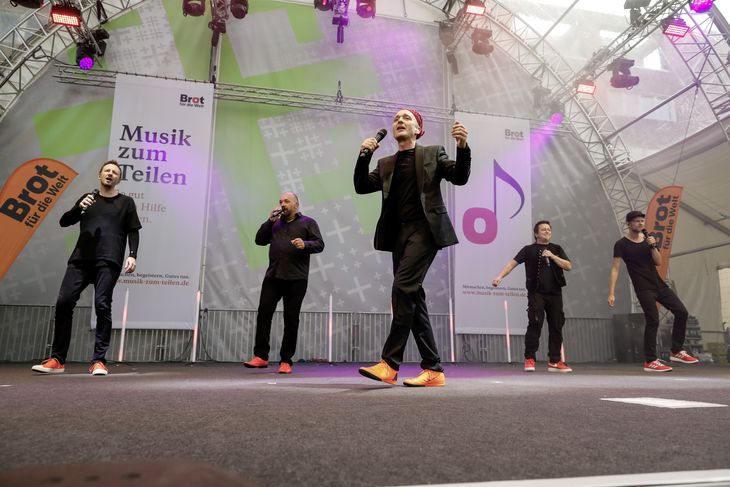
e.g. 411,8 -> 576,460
463,159 -> 524,244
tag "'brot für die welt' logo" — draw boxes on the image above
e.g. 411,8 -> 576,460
179,94 -> 205,108
504,129 -> 524,141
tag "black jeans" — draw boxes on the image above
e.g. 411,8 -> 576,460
253,277 -> 308,365
52,261 -> 121,364
525,292 -> 565,363
635,286 -> 688,362
381,221 -> 442,372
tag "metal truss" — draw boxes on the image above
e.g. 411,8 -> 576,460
418,0 -> 670,231
52,64 -> 455,122
667,5 -> 730,141
0,0 -> 146,123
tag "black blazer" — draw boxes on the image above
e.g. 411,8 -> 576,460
354,143 -> 471,251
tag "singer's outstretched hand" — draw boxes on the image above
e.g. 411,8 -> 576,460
451,122 -> 468,148
492,276 -> 502,287
79,193 -> 95,211
360,137 -> 379,155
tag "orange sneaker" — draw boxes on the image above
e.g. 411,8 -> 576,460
31,358 -> 65,374
278,363 -> 292,374
89,362 -> 108,376
403,370 -> 445,387
243,356 -> 269,368
359,360 -> 398,385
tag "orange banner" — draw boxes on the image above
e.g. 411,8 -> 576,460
0,158 -> 78,280
644,185 -> 683,280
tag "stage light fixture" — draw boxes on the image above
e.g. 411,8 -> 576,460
608,58 -> 640,89
463,0 -> 486,16
624,0 -> 649,28
230,0 -> 249,19
576,79 -> 596,95
75,28 -> 109,71
471,28 -> 494,56
332,0 -> 349,44
9,0 -> 44,8
314,0 -> 333,11
438,21 -> 456,47
356,0 -> 375,18
50,5 -> 82,27
182,0 -> 205,17
690,0 -> 714,13
662,17 -> 690,38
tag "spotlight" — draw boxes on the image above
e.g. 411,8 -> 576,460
50,5 -> 81,27
9,0 -> 44,8
471,28 -> 494,55
576,79 -> 596,95
624,0 -> 649,28
230,0 -> 248,19
182,0 -> 205,17
438,21 -> 456,47
662,17 -> 690,38
463,0 -> 486,16
332,0 -> 349,44
314,0 -> 333,11
356,0 -> 375,18
608,58 -> 640,89
76,43 -> 96,70
689,0 -> 714,13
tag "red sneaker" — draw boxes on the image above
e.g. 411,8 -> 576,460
31,358 -> 65,374
88,362 -> 108,376
643,359 -> 673,372
547,361 -> 573,373
243,356 -> 269,368
524,358 -> 536,372
278,363 -> 292,374
669,350 -> 699,364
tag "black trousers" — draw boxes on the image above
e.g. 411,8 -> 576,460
253,276 -> 308,365
635,286 -> 688,362
381,221 -> 442,372
51,261 -> 121,364
525,292 -> 565,363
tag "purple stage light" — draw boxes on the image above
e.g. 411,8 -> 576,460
549,112 -> 563,125
690,0 -> 713,13
78,56 -> 94,70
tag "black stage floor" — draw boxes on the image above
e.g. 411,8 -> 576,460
1,362 -> 729,487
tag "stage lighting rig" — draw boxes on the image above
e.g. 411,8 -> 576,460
51,4 -> 82,27
314,0 -> 333,11
75,28 -> 109,70
471,28 -> 493,56
230,0 -> 249,19
332,0 -> 350,44
624,0 -> 650,28
9,0 -> 44,8
608,58 -> 640,89
356,0 -> 375,19
662,16 -> 690,38
182,0 -> 205,17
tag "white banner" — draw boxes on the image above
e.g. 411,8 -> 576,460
102,74 -> 214,329
454,113 -> 532,334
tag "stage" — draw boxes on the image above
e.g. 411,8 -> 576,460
1,362 -> 729,486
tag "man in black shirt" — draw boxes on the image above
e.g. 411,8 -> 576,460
492,221 -> 573,372
608,210 -> 698,372
243,192 -> 324,374
355,109 -> 470,387
32,160 -> 141,376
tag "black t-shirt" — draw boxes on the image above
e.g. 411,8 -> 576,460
62,193 -> 142,267
613,237 -> 665,291
389,148 -> 425,224
514,242 -> 569,295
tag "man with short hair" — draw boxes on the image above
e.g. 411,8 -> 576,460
243,192 -> 324,374
32,160 -> 141,376
608,210 -> 699,372
492,220 -> 573,372
354,109 -> 470,387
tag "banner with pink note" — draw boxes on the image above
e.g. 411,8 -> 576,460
454,113 -> 532,334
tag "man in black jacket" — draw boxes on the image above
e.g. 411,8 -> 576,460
355,109 -> 470,387
243,192 -> 324,374
492,220 -> 573,373
32,160 -> 141,376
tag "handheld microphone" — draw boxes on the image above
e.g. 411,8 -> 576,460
271,208 -> 283,217
81,189 -> 100,215
642,229 -> 657,249
360,129 -> 388,157
540,248 -> 550,267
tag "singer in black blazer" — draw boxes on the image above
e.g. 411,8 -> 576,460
354,111 -> 470,383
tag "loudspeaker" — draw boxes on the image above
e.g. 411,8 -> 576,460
612,313 -> 645,363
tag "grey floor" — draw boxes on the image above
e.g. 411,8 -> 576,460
1,362 -> 729,487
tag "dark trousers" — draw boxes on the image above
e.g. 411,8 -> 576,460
51,261 -> 121,364
525,292 -> 565,363
635,286 -> 688,362
381,221 -> 442,372
253,276 -> 308,365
